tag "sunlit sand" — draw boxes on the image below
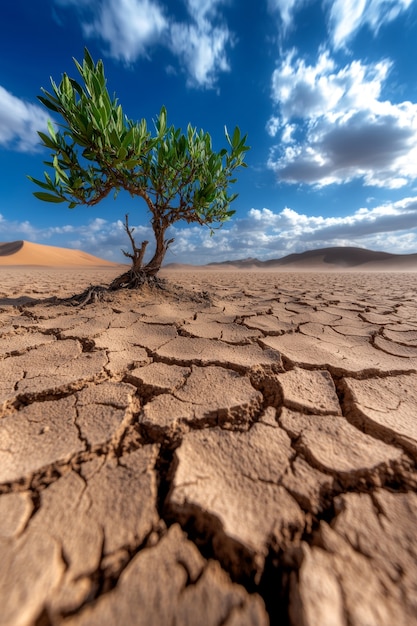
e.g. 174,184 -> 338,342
0,240 -> 120,267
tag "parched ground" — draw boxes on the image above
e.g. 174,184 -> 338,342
1,267 -> 417,626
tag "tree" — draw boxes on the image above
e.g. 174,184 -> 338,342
29,49 -> 250,290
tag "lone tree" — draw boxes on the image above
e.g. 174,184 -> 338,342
30,49 -> 249,290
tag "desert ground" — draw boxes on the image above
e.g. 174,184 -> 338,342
1,255 -> 417,625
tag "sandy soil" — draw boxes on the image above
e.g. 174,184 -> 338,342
1,266 -> 417,626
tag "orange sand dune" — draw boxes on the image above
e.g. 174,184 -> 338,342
0,240 -> 120,267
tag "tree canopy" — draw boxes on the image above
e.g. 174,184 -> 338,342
29,48 -> 250,284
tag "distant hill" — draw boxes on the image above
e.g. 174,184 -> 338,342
191,246 -> 417,270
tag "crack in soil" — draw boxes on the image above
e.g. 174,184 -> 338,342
2,270 -> 417,625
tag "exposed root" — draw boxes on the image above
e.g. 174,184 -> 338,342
109,269 -> 166,292
62,272 -> 168,306
65,285 -> 110,307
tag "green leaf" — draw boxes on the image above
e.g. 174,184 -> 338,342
69,77 -> 84,98
116,105 -> 123,132
224,126 -> 231,145
27,176 -> 52,191
33,191 -> 65,203
83,47 -> 95,70
82,149 -> 96,160
109,128 -> 121,148
118,147 -> 127,161
47,120 -> 56,141
37,95 -> 60,113
38,131 -> 57,150
91,72 -> 103,98
156,106 -> 167,136
122,159 -> 139,169
72,178 -> 84,189
232,126 -> 240,148
121,127 -> 134,149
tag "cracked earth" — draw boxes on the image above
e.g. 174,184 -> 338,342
1,267 -> 417,626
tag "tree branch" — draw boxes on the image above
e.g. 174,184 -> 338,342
122,214 -> 149,270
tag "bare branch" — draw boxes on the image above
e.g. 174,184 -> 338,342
122,214 -> 149,271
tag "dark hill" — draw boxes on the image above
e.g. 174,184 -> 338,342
205,247 -> 417,269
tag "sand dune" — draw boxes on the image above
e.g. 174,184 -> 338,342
271,246 -> 417,269
200,246 -> 417,271
0,240 -> 120,267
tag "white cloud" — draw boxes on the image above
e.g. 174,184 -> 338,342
170,21 -> 231,88
0,86 -> 50,152
271,50 -> 342,122
267,0 -> 308,30
82,0 -> 168,62
267,0 -> 416,48
268,51 -> 417,188
185,0 -> 227,21
327,0 -> 415,49
54,0 -> 232,88
244,197 -> 417,243
266,116 -> 280,137
0,216 -> 39,239
168,0 -> 233,88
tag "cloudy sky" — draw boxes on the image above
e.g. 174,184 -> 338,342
1,0 -> 417,264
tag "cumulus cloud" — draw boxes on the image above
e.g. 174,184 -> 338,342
54,0 -> 233,88
0,214 -> 39,239
0,85 -> 49,152
3,195 -> 417,264
268,50 -> 417,188
245,197 -> 417,244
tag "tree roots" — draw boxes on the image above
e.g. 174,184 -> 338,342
64,270 -> 167,307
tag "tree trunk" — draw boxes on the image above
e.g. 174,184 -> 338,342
143,218 -> 174,277
109,214 -> 173,289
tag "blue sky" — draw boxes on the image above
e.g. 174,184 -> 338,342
1,0 -> 417,264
